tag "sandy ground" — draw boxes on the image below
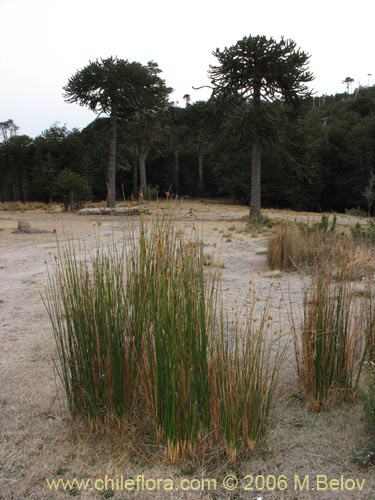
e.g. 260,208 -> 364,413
0,200 -> 374,500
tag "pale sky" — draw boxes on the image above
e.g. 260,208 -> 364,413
0,0 -> 373,138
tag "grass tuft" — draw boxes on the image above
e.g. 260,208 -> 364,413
292,250 -> 367,411
267,220 -> 343,272
209,298 -> 285,462
45,241 -> 135,427
45,211 -> 283,463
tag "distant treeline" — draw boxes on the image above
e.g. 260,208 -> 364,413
1,86 -> 375,213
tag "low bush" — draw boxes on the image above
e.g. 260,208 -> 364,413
52,169 -> 92,211
246,213 -> 274,233
345,207 -> 367,217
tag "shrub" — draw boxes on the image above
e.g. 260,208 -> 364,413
345,207 -> 367,217
52,169 -> 91,211
246,213 -> 274,233
146,184 -> 160,200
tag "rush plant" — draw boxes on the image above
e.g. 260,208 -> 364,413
45,242 -> 136,427
210,298 -> 285,463
293,251 -> 366,411
46,211 -> 283,463
129,218 -> 215,463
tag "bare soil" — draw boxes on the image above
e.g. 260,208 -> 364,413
0,200 -> 374,499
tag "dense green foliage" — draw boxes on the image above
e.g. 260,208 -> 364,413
53,169 -> 92,210
2,66 -> 375,213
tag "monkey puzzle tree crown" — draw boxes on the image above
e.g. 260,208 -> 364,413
63,57 -> 171,117
209,35 -> 313,104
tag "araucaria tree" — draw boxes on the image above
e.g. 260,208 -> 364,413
63,57 -> 171,207
209,35 -> 314,219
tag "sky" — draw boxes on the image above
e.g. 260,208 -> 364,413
0,0 -> 373,138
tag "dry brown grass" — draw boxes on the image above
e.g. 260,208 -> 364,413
268,220 -> 375,280
0,201 -> 53,211
267,222 -> 312,270
347,245 -> 375,281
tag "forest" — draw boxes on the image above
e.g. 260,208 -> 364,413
1,51 -> 375,215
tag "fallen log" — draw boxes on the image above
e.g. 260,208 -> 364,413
79,206 -> 149,216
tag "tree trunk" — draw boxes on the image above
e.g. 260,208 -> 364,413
250,140 -> 261,220
22,182 -> 28,202
107,107 -> 117,208
249,83 -> 262,220
174,149 -> 179,193
138,148 -> 148,199
132,147 -> 138,199
198,154 -> 204,196
70,189 -> 74,211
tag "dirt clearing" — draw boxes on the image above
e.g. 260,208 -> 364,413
0,201 -> 374,499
